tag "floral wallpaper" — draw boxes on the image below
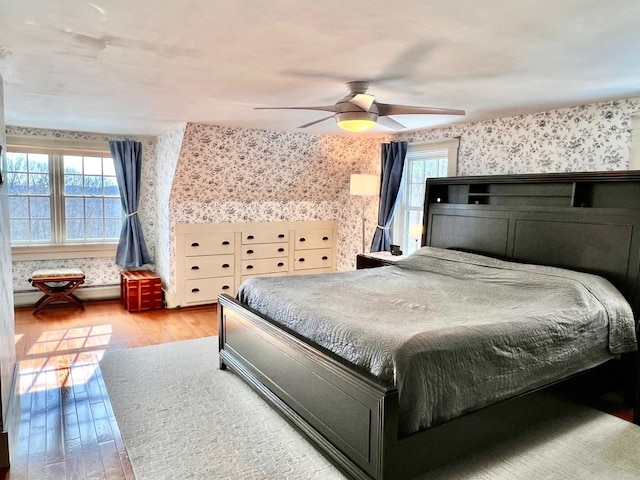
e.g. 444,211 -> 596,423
7,126 -> 157,292
155,124 -> 186,290
164,123 -> 383,293
396,97 -> 640,174
0,76 -> 16,432
8,95 -> 640,298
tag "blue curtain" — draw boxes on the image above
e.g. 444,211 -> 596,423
109,140 -> 151,267
370,141 -> 408,252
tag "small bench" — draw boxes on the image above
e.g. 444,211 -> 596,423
29,268 -> 86,315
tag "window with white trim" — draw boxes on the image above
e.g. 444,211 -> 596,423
6,143 -> 123,246
392,138 -> 459,254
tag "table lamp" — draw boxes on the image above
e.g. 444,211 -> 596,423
350,174 -> 378,253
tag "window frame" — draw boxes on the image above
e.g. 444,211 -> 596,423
391,138 -> 459,254
6,136 -> 122,261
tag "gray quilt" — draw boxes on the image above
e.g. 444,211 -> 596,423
237,247 -> 637,434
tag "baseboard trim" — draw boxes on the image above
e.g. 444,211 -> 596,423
0,430 -> 8,468
13,285 -> 120,308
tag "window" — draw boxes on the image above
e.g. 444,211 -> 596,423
6,141 -> 123,248
392,138 -> 459,254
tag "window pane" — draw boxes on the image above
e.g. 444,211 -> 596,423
7,172 -> 28,194
104,198 -> 122,218
29,173 -> 50,194
64,156 -> 83,174
66,219 -> 85,240
31,219 -> 51,241
30,197 -> 50,219
105,219 -> 122,239
103,158 -> 116,176
7,152 -> 28,172
85,219 -> 104,239
85,198 -> 103,218
410,162 -> 424,183
9,197 -> 29,218
409,184 -> 424,206
65,174 -> 84,195
84,176 -> 103,195
10,220 -> 29,242
28,154 -> 49,173
65,198 -> 85,218
84,156 -> 103,176
103,176 -> 119,196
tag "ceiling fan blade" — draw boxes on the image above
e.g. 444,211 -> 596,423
298,115 -> 335,128
255,105 -> 338,113
348,94 -> 376,111
377,103 -> 465,116
377,116 -> 406,130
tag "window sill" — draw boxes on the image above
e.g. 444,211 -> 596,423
12,243 -> 118,261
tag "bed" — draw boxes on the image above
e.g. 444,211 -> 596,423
218,171 -> 640,480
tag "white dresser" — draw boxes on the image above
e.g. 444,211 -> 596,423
169,220 -> 338,308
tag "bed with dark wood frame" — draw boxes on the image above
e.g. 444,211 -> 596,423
218,171 -> 640,480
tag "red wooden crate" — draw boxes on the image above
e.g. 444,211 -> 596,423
120,270 -> 163,312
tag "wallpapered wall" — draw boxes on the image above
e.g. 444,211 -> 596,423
8,126 -> 157,292
155,123 -> 186,289
7,95 -> 640,295
396,97 -> 640,174
164,123 -> 384,293
0,75 -> 16,446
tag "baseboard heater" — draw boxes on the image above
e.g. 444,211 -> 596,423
13,284 -> 120,308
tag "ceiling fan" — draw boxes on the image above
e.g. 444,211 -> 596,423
255,81 -> 465,132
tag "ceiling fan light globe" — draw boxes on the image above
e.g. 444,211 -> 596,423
335,112 -> 378,132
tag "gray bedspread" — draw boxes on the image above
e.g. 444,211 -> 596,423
237,247 -> 637,434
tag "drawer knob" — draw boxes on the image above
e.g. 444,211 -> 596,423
222,241 -> 230,246
246,249 -> 254,254
247,235 -> 254,240
278,233 -> 285,238
299,237 -> 306,242
277,262 -> 284,267
322,256 -> 328,261
222,285 -> 230,290
277,247 -> 285,252
322,236 -> 329,241
191,242 -> 200,247
246,265 -> 254,270
191,266 -> 200,270
298,258 -> 305,262
191,288 -> 200,293
222,263 -> 230,268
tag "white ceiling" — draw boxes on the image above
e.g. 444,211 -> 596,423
2,0 -> 640,136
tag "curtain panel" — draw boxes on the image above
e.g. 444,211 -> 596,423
109,140 -> 150,267
370,141 -> 408,252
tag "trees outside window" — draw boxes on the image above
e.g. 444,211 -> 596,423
6,148 -> 123,245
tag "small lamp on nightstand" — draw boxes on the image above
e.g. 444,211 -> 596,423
350,174 -> 379,253
409,224 -> 423,254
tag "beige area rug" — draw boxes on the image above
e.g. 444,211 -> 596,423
100,337 -> 640,480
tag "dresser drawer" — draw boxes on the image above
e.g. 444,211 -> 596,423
184,233 -> 235,256
184,277 -> 235,304
294,248 -> 332,270
184,255 -> 234,279
240,271 -> 289,284
294,228 -> 333,250
241,229 -> 289,245
241,258 -> 289,275
241,242 -> 288,260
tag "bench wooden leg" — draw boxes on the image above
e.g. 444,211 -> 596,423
32,279 -> 85,315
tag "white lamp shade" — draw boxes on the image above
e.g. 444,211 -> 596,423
350,174 -> 378,196
409,224 -> 423,239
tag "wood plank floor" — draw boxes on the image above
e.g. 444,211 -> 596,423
2,300 -> 217,480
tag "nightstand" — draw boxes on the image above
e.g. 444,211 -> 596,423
356,252 -> 408,269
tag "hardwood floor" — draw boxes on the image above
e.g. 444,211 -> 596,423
3,300 -> 217,480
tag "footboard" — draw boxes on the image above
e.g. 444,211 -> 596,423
218,294 -> 397,480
